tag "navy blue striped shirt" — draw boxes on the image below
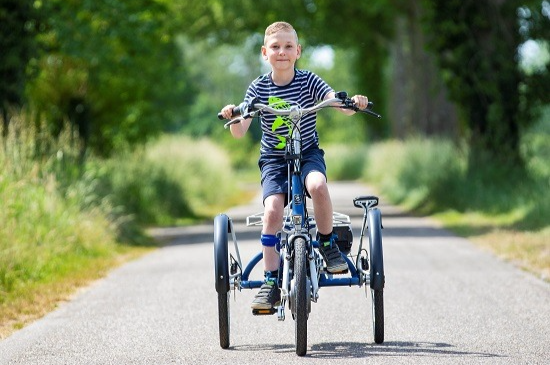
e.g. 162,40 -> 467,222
244,69 -> 333,155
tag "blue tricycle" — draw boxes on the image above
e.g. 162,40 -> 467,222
214,92 -> 385,356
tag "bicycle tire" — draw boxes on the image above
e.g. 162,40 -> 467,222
367,208 -> 384,344
217,292 -> 230,348
214,214 -> 230,349
294,237 -> 308,356
371,289 -> 384,344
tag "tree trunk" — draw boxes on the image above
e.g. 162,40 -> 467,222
390,2 -> 459,139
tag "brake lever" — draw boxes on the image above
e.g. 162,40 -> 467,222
224,117 -> 244,129
350,100 -> 381,119
223,111 -> 256,129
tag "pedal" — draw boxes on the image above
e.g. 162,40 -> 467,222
325,266 -> 349,275
252,308 -> 277,316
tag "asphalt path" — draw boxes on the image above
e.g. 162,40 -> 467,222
1,181 -> 549,364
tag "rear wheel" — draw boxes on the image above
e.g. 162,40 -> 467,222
217,292 -> 230,348
367,208 -> 384,344
293,237 -> 308,356
214,215 -> 230,349
371,289 -> 384,344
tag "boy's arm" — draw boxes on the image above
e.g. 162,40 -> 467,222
220,104 -> 253,138
324,91 -> 369,116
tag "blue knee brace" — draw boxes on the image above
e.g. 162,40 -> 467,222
261,234 -> 281,252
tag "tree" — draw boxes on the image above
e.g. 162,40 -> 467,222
518,1 -> 550,119
423,0 -> 541,168
389,0 -> 459,139
0,0 -> 36,135
27,0 -> 191,156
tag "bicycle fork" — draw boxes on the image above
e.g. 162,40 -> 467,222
278,234 -> 320,322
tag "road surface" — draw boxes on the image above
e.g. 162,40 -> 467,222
1,182 -> 548,364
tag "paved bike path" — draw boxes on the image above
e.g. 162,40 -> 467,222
0,181 -> 549,364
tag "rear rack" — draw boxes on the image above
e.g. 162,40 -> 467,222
246,209 -> 351,229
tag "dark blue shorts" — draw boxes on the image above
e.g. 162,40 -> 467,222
259,147 -> 327,205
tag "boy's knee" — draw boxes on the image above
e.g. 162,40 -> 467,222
307,177 -> 328,197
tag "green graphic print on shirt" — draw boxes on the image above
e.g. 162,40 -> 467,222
269,96 -> 292,149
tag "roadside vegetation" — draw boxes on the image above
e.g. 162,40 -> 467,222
359,111 -> 550,281
0,116 -> 240,339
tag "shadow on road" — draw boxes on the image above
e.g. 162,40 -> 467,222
229,341 -> 503,359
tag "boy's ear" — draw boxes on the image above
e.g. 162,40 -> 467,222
261,45 -> 268,59
297,44 -> 302,59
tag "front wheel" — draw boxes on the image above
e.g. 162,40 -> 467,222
371,289 -> 384,344
293,237 -> 308,356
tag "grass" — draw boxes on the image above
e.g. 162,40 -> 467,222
0,116 -> 243,339
360,135 -> 550,281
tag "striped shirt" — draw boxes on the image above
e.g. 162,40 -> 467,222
244,69 -> 333,155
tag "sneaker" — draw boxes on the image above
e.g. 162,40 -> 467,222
319,235 -> 348,273
251,276 -> 281,310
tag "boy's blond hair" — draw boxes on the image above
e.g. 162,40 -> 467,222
264,21 -> 299,44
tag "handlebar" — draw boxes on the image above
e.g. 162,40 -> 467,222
217,91 -> 381,128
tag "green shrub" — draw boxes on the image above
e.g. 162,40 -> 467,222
364,138 -> 464,210
80,153 -> 193,227
324,144 -> 369,181
145,135 -> 238,216
0,169 -> 120,305
363,137 -> 549,230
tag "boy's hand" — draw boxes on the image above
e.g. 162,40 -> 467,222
220,104 -> 236,120
351,95 -> 369,110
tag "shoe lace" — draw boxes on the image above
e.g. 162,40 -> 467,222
255,280 -> 276,300
322,245 -> 342,261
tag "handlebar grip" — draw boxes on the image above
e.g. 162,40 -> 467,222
218,102 -> 246,120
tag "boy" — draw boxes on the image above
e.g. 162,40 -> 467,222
219,21 -> 369,310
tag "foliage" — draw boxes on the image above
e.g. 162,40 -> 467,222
518,2 -> 550,123
324,144 -> 369,181
144,134 -> 238,216
0,113 -> 245,335
0,0 -> 37,120
422,0 -> 550,168
25,0 -> 191,155
363,136 -> 550,230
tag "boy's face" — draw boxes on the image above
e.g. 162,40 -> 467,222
262,30 -> 301,73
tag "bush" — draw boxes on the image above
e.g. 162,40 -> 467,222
362,136 -> 549,230
324,144 -> 369,181
144,135 -> 238,216
364,138 -> 464,211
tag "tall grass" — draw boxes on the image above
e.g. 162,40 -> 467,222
324,144 -> 370,181
1,113 -> 241,337
145,135 -> 238,217
363,137 -> 550,228
360,134 -> 549,279
0,114 -> 125,334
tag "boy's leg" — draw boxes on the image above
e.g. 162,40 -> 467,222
306,172 -> 348,273
251,193 -> 284,310
303,147 -> 348,273
305,171 -> 333,235
262,193 -> 285,271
